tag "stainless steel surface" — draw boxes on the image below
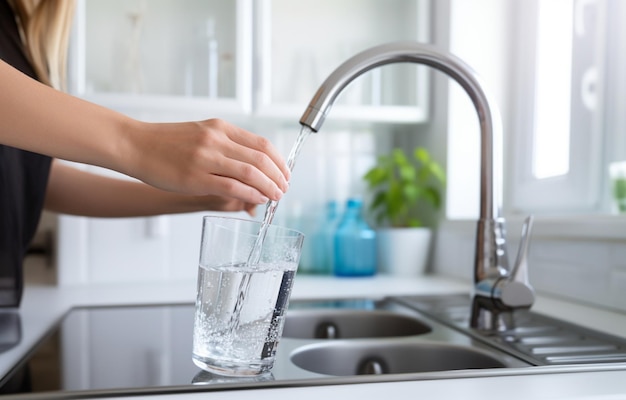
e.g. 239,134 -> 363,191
7,297 -> 626,399
280,298 -> 531,378
291,341 -> 508,376
299,41 -> 534,331
393,294 -> 626,366
282,309 -> 432,339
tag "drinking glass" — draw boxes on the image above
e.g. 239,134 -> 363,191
192,216 -> 304,376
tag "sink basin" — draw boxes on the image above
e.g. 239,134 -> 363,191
281,295 -> 626,379
282,309 -> 431,339
277,297 -> 531,378
290,341 -> 507,376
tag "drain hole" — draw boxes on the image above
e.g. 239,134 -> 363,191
314,322 -> 339,339
357,357 -> 388,375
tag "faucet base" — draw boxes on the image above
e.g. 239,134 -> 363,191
470,295 -> 515,333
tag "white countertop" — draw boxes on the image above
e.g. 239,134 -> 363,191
5,275 -> 626,399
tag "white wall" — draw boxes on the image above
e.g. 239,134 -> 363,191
445,0 -> 513,220
434,218 -> 626,313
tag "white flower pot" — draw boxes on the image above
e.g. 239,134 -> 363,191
376,227 -> 432,277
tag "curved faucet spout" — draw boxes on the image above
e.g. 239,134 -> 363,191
300,41 -> 502,223
299,42 -> 533,331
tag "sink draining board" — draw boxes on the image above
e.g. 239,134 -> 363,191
391,294 -> 626,366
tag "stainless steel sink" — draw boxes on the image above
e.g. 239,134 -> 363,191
290,341 -> 507,375
392,294 -> 626,366
282,299 -> 522,376
278,295 -> 626,379
278,297 -> 531,378
282,309 -> 431,339
8,295 -> 626,399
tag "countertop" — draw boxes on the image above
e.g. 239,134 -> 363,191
4,275 -> 626,399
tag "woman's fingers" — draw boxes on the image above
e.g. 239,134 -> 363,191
212,146 -> 287,200
225,124 -> 291,182
127,118 -> 291,206
202,173 -> 272,205
194,120 -> 290,202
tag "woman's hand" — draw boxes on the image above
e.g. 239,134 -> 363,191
45,160 -> 260,217
123,118 -> 290,206
1,60 -> 289,206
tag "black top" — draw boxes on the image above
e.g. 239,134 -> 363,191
0,0 -> 53,307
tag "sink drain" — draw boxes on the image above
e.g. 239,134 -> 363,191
314,322 -> 339,339
357,357 -> 388,375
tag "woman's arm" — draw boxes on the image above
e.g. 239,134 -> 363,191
44,160 -> 257,217
0,59 -> 289,205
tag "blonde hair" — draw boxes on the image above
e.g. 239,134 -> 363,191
8,0 -> 75,90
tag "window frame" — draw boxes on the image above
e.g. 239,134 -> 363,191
507,0 -> 608,215
443,0 -> 626,236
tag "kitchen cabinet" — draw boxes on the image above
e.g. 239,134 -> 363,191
68,0 -> 252,121
253,0 -> 431,122
68,0 -> 431,122
58,0 -> 431,285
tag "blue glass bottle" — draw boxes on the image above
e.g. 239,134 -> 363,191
310,201 -> 339,275
333,198 -> 377,277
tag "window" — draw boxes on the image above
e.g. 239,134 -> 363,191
531,1 -> 573,180
510,0 -> 625,214
444,0 -> 626,220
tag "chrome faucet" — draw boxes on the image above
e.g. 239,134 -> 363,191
299,41 -> 535,332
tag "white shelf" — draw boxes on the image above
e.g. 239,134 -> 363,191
69,0 -> 431,124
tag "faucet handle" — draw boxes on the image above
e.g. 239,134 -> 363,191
494,216 -> 535,309
511,215 -> 534,285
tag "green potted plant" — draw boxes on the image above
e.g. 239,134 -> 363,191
363,146 -> 445,276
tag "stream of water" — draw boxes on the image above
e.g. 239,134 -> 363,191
226,125 -> 313,337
